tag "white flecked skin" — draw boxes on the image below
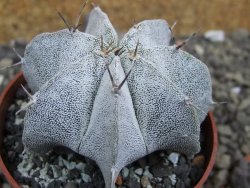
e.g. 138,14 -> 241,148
21,7 -> 213,188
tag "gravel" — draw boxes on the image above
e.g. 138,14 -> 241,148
1,29 -> 250,187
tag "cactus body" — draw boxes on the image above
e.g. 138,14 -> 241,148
21,7 -> 212,188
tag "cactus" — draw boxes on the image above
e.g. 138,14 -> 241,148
15,6 -> 212,188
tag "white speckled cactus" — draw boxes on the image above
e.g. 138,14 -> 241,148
17,6 -> 212,188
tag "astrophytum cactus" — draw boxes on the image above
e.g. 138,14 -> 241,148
16,6 -> 212,188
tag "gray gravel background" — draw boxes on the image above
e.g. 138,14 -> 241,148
0,30 -> 250,188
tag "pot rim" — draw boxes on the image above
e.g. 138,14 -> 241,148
0,72 -> 218,188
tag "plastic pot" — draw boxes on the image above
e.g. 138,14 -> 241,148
0,72 -> 218,188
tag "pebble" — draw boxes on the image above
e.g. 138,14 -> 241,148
143,168 -> 153,179
0,74 -> 4,85
168,174 -> 177,186
81,173 -> 91,183
216,154 -> 231,169
219,135 -> 231,145
168,152 -> 179,166
204,30 -> 225,42
230,86 -> 241,95
51,165 -> 62,178
121,167 -> 129,179
141,175 -> 149,188
134,168 -> 143,176
241,144 -> 250,155
115,175 -> 123,186
192,154 -> 205,167
217,125 -> 233,136
237,112 -> 250,125
76,162 -> 86,171
194,44 -> 204,56
238,98 -> 250,110
216,169 -> 228,184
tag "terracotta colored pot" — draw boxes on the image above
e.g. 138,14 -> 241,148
0,72 -> 218,188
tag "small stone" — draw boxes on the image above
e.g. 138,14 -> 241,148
58,156 -> 64,167
230,86 -> 241,95
216,154 -> 231,169
0,74 -> 4,86
241,144 -> 250,155
63,159 -> 76,170
141,175 -> 149,188
146,184 -> 152,188
168,174 -> 177,186
39,163 -> 50,179
238,98 -> 250,110
219,136 -> 231,145
134,168 -> 143,176
216,169 -> 228,184
76,162 -> 86,171
217,125 -> 233,136
51,165 -> 62,178
115,175 -> 123,186
121,167 -> 129,179
81,173 -> 92,183
194,44 -> 204,56
237,112 -> 250,125
168,152 -> 179,166
192,154 -> 205,167
14,117 -> 24,125
61,167 -> 67,176
0,58 -> 13,68
204,30 -> 225,42
143,168 -> 153,179
67,153 -> 74,160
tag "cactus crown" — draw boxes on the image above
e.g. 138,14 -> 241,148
14,5 -> 212,188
